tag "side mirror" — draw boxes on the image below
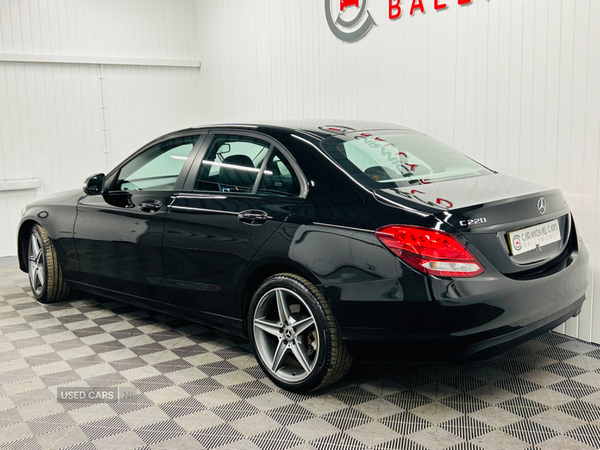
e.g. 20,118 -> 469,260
83,173 -> 106,195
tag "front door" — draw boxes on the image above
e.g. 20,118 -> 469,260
74,134 -> 202,302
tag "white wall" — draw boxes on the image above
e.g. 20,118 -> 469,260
1,0 -> 599,342
0,0 -> 203,256
195,0 -> 600,342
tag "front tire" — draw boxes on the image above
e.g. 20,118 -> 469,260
27,224 -> 71,304
248,273 -> 353,392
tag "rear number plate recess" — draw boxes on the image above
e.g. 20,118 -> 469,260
507,219 -> 561,256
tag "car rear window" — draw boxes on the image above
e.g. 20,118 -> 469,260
321,131 -> 492,188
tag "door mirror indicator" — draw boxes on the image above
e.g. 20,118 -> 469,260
83,173 -> 106,195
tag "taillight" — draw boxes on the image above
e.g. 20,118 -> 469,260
375,225 -> 484,278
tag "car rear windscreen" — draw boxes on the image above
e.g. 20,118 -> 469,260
321,130 -> 493,188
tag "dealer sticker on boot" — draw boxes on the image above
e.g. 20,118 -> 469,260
508,219 -> 561,256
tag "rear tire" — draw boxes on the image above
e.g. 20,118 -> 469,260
27,224 -> 71,304
248,273 -> 353,392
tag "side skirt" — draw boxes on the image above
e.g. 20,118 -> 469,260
68,281 -> 245,337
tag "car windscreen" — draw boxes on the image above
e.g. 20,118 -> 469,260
321,131 -> 493,188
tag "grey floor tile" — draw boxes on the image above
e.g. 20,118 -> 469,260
408,426 -> 464,450
536,435 -> 597,450
470,406 -> 523,428
0,261 -> 600,450
344,421 -> 401,447
530,408 -> 586,433
469,430 -> 529,450
410,402 -> 463,425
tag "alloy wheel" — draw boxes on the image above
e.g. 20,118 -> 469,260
28,233 -> 45,296
253,287 -> 319,383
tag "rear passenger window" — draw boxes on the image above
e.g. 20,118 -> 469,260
194,135 -> 301,197
258,150 -> 301,197
195,135 -> 270,193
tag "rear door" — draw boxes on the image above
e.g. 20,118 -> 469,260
74,134 -> 203,301
163,132 -> 306,319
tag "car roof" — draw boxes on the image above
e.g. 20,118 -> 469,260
174,120 -> 409,140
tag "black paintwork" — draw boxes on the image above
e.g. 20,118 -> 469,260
18,120 -> 589,362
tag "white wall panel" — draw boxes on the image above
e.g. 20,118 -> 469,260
0,0 -> 199,59
195,0 -> 600,342
2,0 -> 599,343
102,64 -> 203,168
0,0 -> 202,257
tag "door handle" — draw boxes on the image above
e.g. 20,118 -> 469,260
238,210 -> 268,225
138,201 -> 162,213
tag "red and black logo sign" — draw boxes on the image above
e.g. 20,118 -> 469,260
325,0 -> 376,43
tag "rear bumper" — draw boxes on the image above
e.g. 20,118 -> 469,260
326,242 -> 589,363
453,295 -> 584,362
342,295 -> 584,363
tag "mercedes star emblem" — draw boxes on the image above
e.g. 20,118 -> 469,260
537,197 -> 547,215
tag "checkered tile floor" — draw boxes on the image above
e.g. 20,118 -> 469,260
1,258 -> 600,450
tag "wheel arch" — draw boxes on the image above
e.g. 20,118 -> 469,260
238,261 -> 324,336
17,219 -> 41,272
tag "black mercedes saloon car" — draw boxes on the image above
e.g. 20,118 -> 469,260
18,120 -> 588,392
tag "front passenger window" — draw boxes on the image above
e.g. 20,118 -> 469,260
114,136 -> 198,191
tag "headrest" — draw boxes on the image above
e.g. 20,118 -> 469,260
218,154 -> 256,190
